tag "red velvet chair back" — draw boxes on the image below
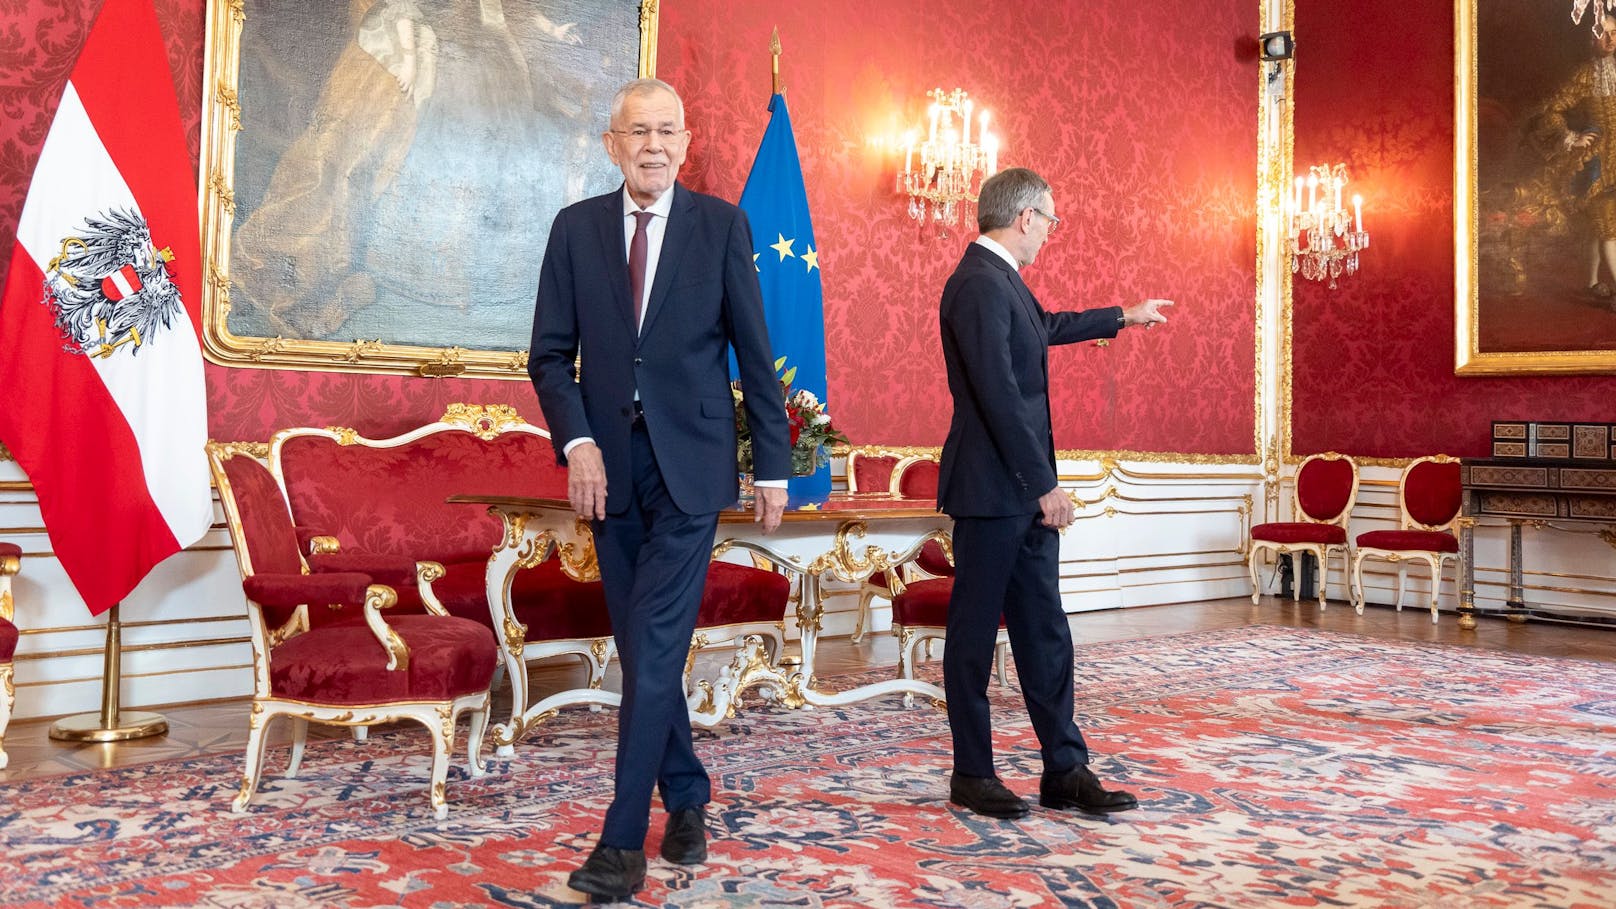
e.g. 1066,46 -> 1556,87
1295,454 -> 1357,523
277,429 -> 563,565
210,447 -> 307,629
219,454 -> 304,578
894,456 -> 940,499
1402,456 -> 1462,530
848,451 -> 900,494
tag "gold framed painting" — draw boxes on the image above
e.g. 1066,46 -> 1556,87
1456,0 -> 1616,375
200,0 -> 658,378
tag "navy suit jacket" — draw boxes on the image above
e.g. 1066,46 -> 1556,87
529,183 -> 791,515
937,243 -> 1122,518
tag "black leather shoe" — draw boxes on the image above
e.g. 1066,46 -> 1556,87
660,806 -> 708,865
567,845 -> 646,902
949,772 -> 1030,819
1040,765 -> 1139,814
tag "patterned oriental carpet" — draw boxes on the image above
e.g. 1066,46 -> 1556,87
3,626 -> 1614,909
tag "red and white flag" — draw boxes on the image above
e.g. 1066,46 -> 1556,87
0,0 -> 211,616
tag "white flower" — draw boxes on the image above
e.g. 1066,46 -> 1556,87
813,413 -> 831,426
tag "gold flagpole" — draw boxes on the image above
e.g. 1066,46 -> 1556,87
771,27 -> 783,95
49,602 -> 168,742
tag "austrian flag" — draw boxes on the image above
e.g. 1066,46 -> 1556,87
0,0 -> 211,615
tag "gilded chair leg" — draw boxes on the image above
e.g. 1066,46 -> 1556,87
897,627 -> 920,708
426,715 -> 451,821
1393,564 -> 1407,612
1428,556 -> 1442,624
851,589 -> 874,643
0,664 -> 12,771
286,717 -> 308,777
466,694 -> 489,778
993,640 -> 1009,688
1314,547 -> 1328,612
351,726 -> 368,743
232,708 -> 273,814
1351,552 -> 1366,615
1248,549 -> 1264,605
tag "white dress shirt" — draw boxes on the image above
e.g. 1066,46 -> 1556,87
974,234 -> 1019,270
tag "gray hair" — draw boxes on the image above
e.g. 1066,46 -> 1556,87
976,167 -> 1051,233
609,78 -> 686,127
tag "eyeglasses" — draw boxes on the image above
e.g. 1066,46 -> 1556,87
1029,207 -> 1061,233
611,127 -> 685,144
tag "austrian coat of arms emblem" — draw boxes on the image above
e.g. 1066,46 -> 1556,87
40,208 -> 185,359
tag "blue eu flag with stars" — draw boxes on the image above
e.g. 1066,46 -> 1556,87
738,93 -> 831,499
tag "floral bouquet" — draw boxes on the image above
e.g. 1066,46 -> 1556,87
734,359 -> 850,477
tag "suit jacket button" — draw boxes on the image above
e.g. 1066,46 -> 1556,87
634,357 -> 643,366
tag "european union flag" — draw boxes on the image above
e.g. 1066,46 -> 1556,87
738,93 -> 831,498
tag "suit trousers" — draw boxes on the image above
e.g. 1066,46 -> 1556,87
944,513 -> 1090,778
593,422 -> 719,849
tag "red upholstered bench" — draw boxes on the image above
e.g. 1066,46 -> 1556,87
267,405 -> 617,740
1,542 -> 19,770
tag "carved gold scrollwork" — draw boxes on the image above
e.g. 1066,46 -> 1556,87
437,704 -> 454,743
805,520 -> 901,584
308,536 -> 340,555
557,519 -> 601,581
502,617 -> 526,659
416,561 -> 446,586
342,340 -> 384,363
243,337 -> 288,362
216,82 -> 241,131
209,173 -> 235,215
515,530 -> 558,571
441,403 -> 527,438
693,680 -> 716,715
324,426 -> 360,446
491,716 -> 527,748
685,632 -> 711,679
246,701 -> 265,730
1236,493 -> 1254,556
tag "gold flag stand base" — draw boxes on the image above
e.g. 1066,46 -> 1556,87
48,602 -> 168,743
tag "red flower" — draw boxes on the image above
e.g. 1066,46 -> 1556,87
790,422 -> 801,445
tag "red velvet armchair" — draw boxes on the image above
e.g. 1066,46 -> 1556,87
1351,455 -> 1463,624
1,542 -> 19,770
886,533 -> 1010,705
208,442 -> 496,819
1248,452 -> 1359,610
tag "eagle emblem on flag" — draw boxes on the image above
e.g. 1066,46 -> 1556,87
39,207 -> 185,359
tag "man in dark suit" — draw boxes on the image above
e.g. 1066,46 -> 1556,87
937,166 -> 1171,820
528,78 -> 791,901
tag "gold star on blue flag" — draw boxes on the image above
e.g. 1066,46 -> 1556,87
735,92 -> 831,498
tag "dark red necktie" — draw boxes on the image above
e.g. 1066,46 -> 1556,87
628,211 -> 653,331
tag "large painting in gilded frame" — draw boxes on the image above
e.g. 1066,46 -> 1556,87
1457,0 -> 1616,374
200,0 -> 657,378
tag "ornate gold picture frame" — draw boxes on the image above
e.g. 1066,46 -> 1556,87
200,0 -> 658,378
1456,0 -> 1616,375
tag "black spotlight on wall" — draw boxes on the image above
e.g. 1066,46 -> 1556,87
1259,31 -> 1294,62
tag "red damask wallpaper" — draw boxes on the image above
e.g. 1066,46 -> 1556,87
3,0 -> 1257,453
663,0 -> 1257,454
1291,0 -> 1616,459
